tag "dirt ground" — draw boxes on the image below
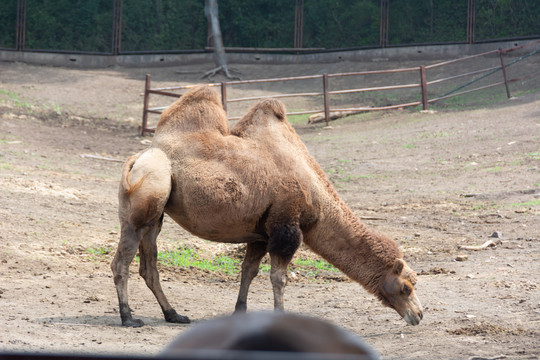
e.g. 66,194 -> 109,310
0,58 -> 539,360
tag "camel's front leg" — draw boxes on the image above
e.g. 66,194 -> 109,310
234,241 -> 268,313
267,224 -> 302,310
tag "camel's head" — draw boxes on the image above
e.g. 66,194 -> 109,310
378,258 -> 423,326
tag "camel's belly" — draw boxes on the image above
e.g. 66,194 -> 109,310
165,206 -> 265,243
165,162 -> 272,243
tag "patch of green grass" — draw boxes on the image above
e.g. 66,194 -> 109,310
157,248 -> 240,275
510,199 -> 540,208
38,164 -> 55,171
336,174 -> 372,182
469,202 -> 498,211
325,165 -> 372,184
326,168 -> 337,174
86,246 -> 113,257
293,257 -> 338,273
0,89 -> 17,100
0,134 -> 21,144
0,162 -> 12,170
402,143 -> 416,149
135,247 -> 342,279
0,89 -> 33,110
526,151 -> 540,160
286,113 -> 310,125
486,166 -> 503,172
259,263 -> 271,272
433,85 -> 509,110
44,102 -> 63,116
417,131 -> 450,139
509,159 -> 524,166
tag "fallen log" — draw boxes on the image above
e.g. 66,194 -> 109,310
458,239 -> 502,251
469,355 -> 506,360
80,154 -> 123,163
308,110 -> 365,124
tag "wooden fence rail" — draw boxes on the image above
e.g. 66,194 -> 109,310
140,40 -> 540,136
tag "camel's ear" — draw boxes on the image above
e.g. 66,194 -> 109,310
392,258 -> 405,275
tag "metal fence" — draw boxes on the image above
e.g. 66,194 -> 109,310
1,0 -> 539,55
139,40 -> 540,135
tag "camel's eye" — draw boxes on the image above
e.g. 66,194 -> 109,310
402,284 -> 412,295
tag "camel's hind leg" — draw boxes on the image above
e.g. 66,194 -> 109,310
138,217 -> 190,324
267,224 -> 302,310
111,223 -> 145,327
234,241 -> 268,313
112,148 -> 183,327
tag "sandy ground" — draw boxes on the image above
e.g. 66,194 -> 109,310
0,58 -> 539,359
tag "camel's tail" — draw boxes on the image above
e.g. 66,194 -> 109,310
121,153 -> 146,195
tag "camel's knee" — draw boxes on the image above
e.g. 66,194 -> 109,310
270,254 -> 291,289
111,257 -> 132,287
138,260 -> 147,279
241,263 -> 259,281
139,259 -> 159,286
270,270 -> 287,288
138,230 -> 162,284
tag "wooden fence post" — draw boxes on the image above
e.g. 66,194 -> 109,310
498,49 -> 511,99
221,82 -> 227,112
322,74 -> 330,126
419,65 -> 428,110
141,74 -> 151,136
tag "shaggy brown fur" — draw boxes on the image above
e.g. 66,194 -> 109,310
111,86 -> 423,327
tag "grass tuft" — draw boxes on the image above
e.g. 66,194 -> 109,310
157,248 -> 240,275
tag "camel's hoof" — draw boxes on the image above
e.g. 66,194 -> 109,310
164,309 -> 191,324
122,318 -> 144,327
234,302 -> 247,314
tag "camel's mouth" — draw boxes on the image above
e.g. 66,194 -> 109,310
403,309 -> 423,326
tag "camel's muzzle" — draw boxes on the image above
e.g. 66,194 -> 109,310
403,308 -> 423,326
400,293 -> 423,326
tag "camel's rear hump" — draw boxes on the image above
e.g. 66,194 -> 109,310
231,98 -> 287,138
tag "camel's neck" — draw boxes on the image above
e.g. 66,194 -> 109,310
303,194 -> 402,294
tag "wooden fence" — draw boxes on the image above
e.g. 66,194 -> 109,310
140,40 -> 540,136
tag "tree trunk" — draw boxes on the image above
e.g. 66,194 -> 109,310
203,0 -> 238,80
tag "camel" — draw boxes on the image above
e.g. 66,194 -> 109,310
111,85 -> 423,327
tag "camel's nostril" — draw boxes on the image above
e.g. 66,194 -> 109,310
419,311 -> 423,320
